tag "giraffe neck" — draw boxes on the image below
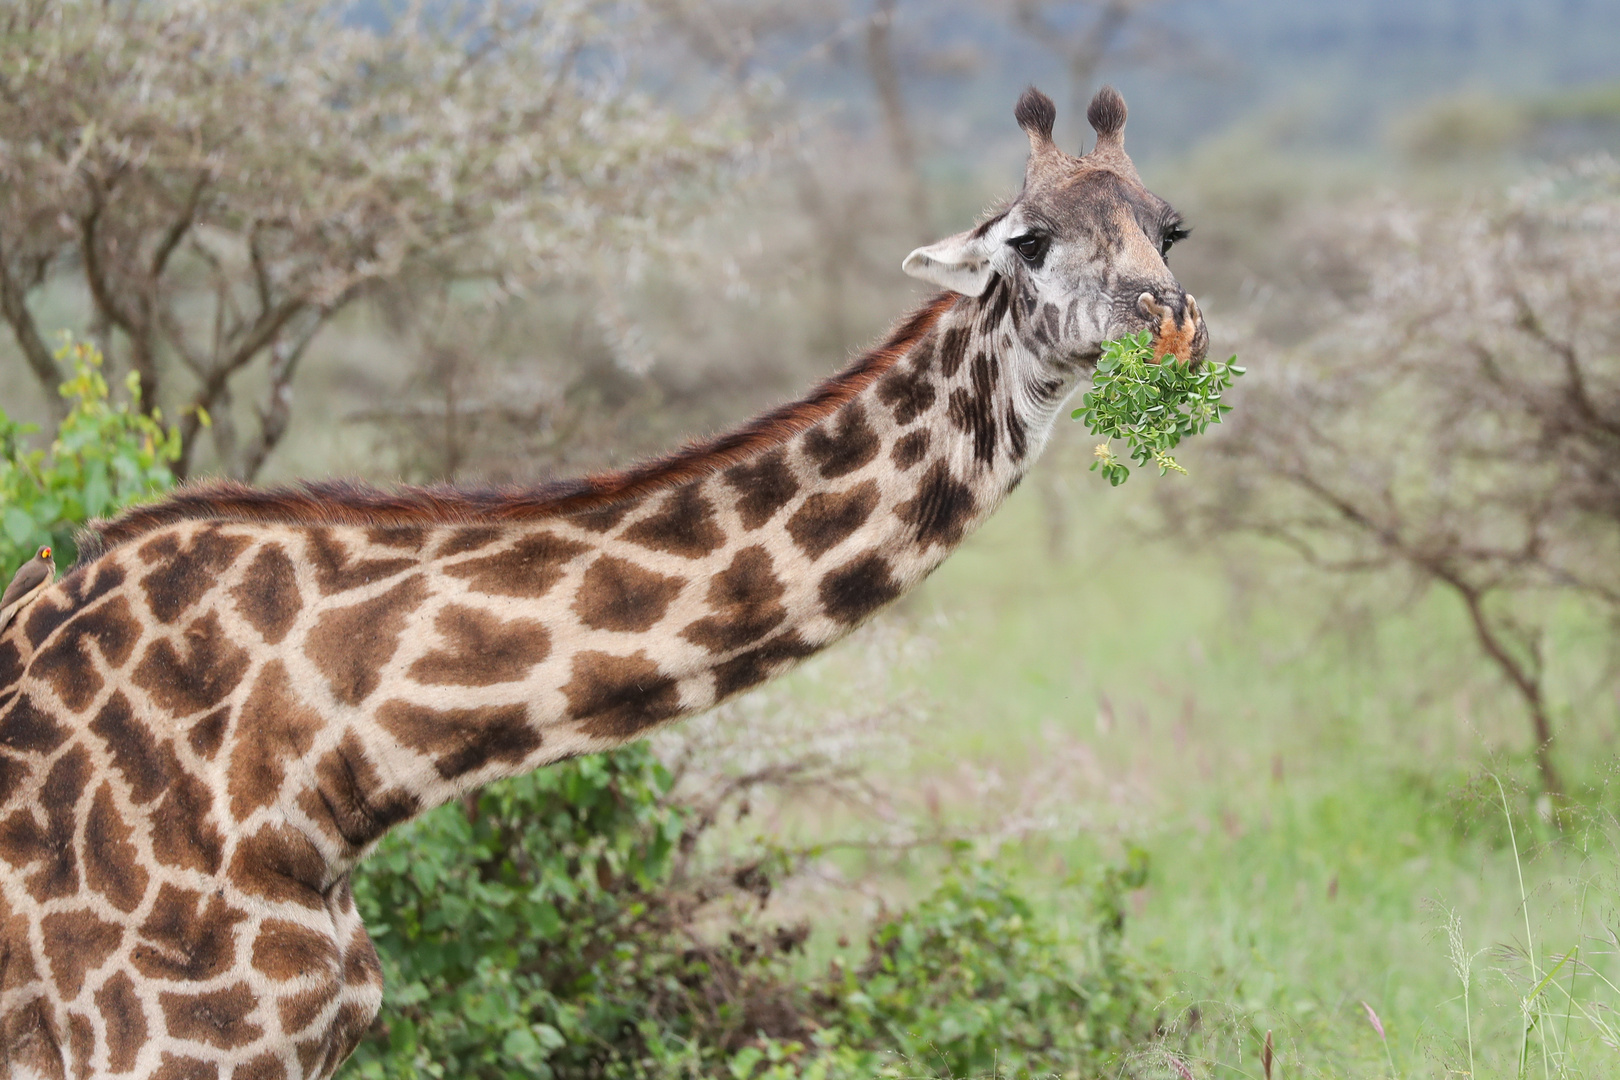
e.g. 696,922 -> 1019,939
0,281 -> 1080,1077
26,285 -> 1075,880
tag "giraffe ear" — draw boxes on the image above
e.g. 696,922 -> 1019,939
902,229 -> 995,295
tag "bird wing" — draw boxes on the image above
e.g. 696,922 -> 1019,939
0,559 -> 51,612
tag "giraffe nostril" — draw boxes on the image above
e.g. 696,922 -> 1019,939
1136,291 -> 1170,320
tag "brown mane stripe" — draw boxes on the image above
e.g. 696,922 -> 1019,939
79,293 -> 959,561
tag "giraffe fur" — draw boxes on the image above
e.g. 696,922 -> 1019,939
0,86 -> 1206,1079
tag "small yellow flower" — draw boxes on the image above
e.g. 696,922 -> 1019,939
1093,441 -> 1114,460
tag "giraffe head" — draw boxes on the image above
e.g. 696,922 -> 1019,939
903,85 -> 1207,374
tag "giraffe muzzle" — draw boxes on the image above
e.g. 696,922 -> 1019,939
1137,291 -> 1208,367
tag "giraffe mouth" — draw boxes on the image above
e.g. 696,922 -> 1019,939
1135,292 -> 1208,368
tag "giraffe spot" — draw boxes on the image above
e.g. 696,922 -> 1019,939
149,767 -> 224,875
1,998 -> 63,1079
0,754 -> 29,808
819,553 -> 902,625
0,891 -> 38,985
344,919 -> 382,987
84,781 -> 148,914
434,525 -> 503,557
295,1035 -> 329,1076
322,1002 -> 378,1074
31,595 -> 142,712
1031,375 -> 1066,403
712,632 -> 821,700
562,650 -> 682,740
305,528 -> 416,594
278,981 -> 339,1036
187,706 -> 230,759
0,745 -> 92,902
253,919 -> 340,982
95,973 -> 147,1073
41,907 -> 123,999
364,524 -> 426,549
786,481 -> 881,561
1005,402 -> 1029,460
151,1053 -> 219,1080
235,1053 -> 288,1080
938,325 -> 969,378
132,883 -> 249,982
898,462 -> 979,549
876,364 -> 937,425
20,559 -> 127,651
803,403 -> 880,479
0,692 -> 67,756
725,450 -> 800,531
567,498 -> 643,534
623,486 -> 723,559
90,691 -> 173,805
300,732 -> 420,850
21,594 -> 73,650
573,556 -> 684,634
68,1010 -> 94,1079
228,661 -> 323,822
947,387 -> 998,466
680,546 -> 789,654
0,640 -> 22,690
409,604 -> 551,686
979,277 -> 1011,334
132,610 -> 251,717
891,430 -> 931,471
377,700 -> 540,780
1037,301 -> 1061,345
229,825 -> 327,910
306,574 -> 429,707
139,526 -> 251,624
443,533 -> 589,598
231,544 -> 303,645
159,981 -> 262,1050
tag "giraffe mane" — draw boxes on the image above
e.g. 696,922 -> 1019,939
78,292 -> 959,561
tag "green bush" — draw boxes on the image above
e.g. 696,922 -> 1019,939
348,744 -> 1163,1080
834,847 -> 1159,1079
0,336 -> 182,568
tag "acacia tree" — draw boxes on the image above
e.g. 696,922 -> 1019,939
0,0 -> 748,479
1166,159 -> 1620,796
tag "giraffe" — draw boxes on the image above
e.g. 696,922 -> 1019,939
0,86 -> 1206,1079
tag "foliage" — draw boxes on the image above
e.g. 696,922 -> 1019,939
1075,331 -> 1244,485
0,336 -> 181,569
834,846 -> 1160,1079
0,0 -> 753,479
347,744 -> 1163,1079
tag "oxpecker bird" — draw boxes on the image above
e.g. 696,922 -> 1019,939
0,545 -> 54,633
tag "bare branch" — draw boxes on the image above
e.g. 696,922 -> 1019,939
0,241 -> 65,415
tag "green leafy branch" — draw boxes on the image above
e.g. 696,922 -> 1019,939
0,335 -> 185,569
1073,330 -> 1244,485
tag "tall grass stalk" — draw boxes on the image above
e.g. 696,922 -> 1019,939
1494,774 -> 1550,1080
1444,907 -> 1476,1079
1361,1001 -> 1397,1079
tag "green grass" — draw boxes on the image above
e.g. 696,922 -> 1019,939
771,453 -> 1620,1077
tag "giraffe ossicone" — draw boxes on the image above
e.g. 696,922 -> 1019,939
0,86 -> 1206,1079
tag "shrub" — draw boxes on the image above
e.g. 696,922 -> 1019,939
347,745 -> 1163,1079
833,847 -> 1160,1079
0,336 -> 181,568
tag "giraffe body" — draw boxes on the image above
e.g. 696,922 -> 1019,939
0,87 -> 1206,1078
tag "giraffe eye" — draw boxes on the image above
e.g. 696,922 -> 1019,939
1011,234 -> 1049,266
1160,224 -> 1190,259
